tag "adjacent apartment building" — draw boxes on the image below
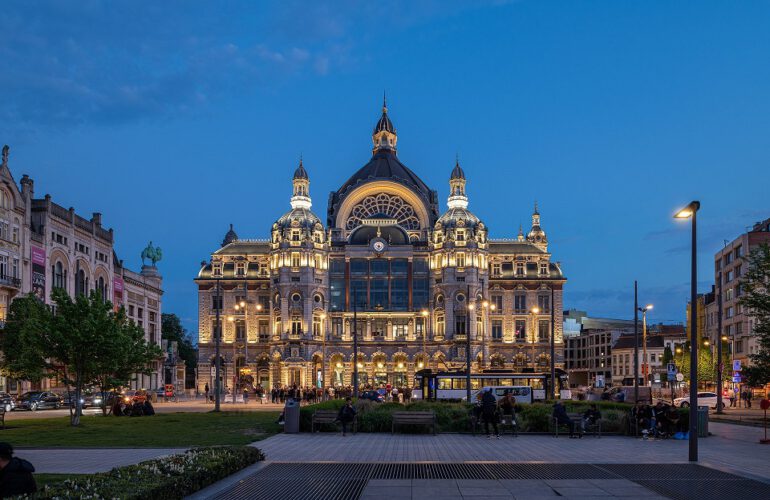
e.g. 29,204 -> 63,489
713,218 -> 770,369
0,145 -> 163,393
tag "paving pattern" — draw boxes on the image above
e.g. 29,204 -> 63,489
212,462 -> 766,499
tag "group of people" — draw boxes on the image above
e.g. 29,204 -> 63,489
552,401 -> 601,438
632,402 -> 682,438
472,388 -> 524,439
726,388 -> 754,408
111,398 -> 155,417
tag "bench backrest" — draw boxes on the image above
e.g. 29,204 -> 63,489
392,411 -> 434,419
313,410 -> 338,418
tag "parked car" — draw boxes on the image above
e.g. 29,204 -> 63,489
674,391 -> 724,410
0,392 -> 16,412
14,391 -> 62,411
61,393 -> 88,408
121,390 -> 148,405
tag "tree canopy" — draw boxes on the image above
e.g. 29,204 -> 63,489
738,243 -> 770,386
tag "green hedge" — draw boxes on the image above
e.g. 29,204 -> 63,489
33,446 -> 264,499
299,400 -> 634,434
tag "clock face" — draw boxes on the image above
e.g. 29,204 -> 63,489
373,241 -> 386,253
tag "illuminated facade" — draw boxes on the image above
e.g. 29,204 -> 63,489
195,102 -> 566,391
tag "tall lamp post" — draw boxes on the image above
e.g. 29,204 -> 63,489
639,304 -> 653,386
466,296 -> 474,403
321,312 -> 327,391
675,200 -> 700,463
716,257 -> 725,414
530,306 -> 540,374
421,309 -> 429,369
634,281 -> 639,405
352,285 -> 359,399
213,272 -> 222,412
550,287 -> 556,401
234,295 -> 262,399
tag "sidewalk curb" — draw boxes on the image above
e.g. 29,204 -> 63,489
186,460 -> 269,499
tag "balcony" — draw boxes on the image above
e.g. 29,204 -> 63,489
0,275 -> 21,290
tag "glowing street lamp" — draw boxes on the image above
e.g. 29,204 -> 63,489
674,200 -> 700,462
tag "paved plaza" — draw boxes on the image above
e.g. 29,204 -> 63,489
191,421 -> 770,499
19,447 -> 187,474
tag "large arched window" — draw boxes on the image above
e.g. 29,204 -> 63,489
75,268 -> 88,296
345,193 -> 420,230
0,189 -> 11,210
53,261 -> 66,290
96,276 -> 107,301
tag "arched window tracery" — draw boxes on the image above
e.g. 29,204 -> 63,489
345,193 -> 420,230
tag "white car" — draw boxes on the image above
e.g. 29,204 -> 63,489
674,391 -> 725,410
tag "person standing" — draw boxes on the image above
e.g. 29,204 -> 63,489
746,389 -> 753,408
204,383 -> 210,404
727,387 -> 735,407
243,387 -> 249,404
0,443 -> 36,497
337,398 -> 357,436
481,388 -> 500,439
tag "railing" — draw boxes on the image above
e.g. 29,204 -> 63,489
0,275 -> 21,289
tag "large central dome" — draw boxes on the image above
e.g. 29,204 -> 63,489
327,101 -> 438,229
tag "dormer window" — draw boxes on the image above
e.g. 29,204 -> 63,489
539,263 -> 549,276
492,263 -> 501,277
236,262 -> 246,277
456,230 -> 465,242
291,230 -> 300,242
516,262 -> 525,277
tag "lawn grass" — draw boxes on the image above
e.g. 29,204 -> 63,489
2,411 -> 281,448
34,474 -> 81,489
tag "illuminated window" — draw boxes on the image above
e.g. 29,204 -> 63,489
456,252 -> 466,268
291,252 -> 301,267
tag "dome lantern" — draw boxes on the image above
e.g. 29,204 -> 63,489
290,157 -> 312,210
372,94 -> 398,154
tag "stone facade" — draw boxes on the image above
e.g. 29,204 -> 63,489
0,145 -> 163,393
196,103 -> 566,393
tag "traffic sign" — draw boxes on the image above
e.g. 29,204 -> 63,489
676,373 -> 684,382
667,363 -> 676,376
733,360 -> 742,371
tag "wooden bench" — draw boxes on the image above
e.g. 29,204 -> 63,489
552,412 -> 584,437
0,406 -> 5,429
470,412 -> 518,437
392,411 -> 436,435
312,409 -> 356,434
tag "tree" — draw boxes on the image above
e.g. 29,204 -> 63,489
662,345 -> 673,366
673,341 -> 725,388
738,243 -> 770,386
1,289 -> 161,426
92,306 -> 163,415
161,313 -> 197,386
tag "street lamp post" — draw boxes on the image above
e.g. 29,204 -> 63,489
321,312 -> 327,392
639,304 -> 653,386
675,200 -> 700,463
530,306 -> 540,373
466,284 -> 473,403
550,287 -> 556,401
716,262 -> 725,414
227,315 -> 236,402
421,309 -> 429,369
214,275 -> 222,412
634,281 -> 639,405
352,286 -> 359,399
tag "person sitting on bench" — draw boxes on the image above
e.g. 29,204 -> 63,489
582,404 -> 601,433
553,401 -> 577,438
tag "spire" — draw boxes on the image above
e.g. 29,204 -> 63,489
517,223 -> 524,242
372,95 -> 397,153
531,201 -> 541,228
222,224 -> 238,247
447,157 -> 468,209
1,145 -> 8,168
527,202 -> 548,249
291,158 -> 312,210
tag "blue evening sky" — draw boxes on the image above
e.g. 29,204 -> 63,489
2,1 -> 769,334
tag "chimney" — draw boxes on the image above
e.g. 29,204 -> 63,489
92,212 -> 102,226
20,175 -> 34,197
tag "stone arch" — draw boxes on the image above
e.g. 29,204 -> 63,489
335,181 -> 432,232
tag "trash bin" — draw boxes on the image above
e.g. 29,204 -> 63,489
284,398 -> 300,434
697,406 -> 709,437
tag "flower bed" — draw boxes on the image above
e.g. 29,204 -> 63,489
33,446 -> 264,499
299,399 -> 633,434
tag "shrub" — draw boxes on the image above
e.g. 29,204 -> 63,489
33,446 -> 264,499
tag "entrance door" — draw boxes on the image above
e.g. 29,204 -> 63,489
289,368 -> 301,386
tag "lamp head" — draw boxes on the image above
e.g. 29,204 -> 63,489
468,303 -> 475,311
645,304 -> 653,311
421,310 -> 429,317
234,304 -> 240,311
674,201 -> 701,219
490,304 -> 496,311
532,307 -> 540,314
256,304 -> 263,311
239,300 -> 246,308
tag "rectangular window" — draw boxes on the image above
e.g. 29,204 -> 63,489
514,294 -> 527,313
372,319 -> 386,339
351,279 -> 367,309
291,316 -> 302,336
332,318 -> 343,338
393,319 -> 408,340
736,340 -> 743,353
212,263 -> 223,277
235,319 -> 245,341
726,307 -> 734,318
312,316 -> 322,338
128,305 -> 135,316
391,259 -> 408,275
455,316 -> 467,336
391,278 -> 408,311
350,259 -> 368,275
456,230 -> 465,242
515,320 -> 526,342
736,322 -> 743,335
415,318 -> 425,339
330,278 -> 346,311
491,263 -> 501,277
436,315 -> 445,336
538,294 -> 551,313
370,259 -> 388,275
539,263 -> 548,276
491,295 -> 503,312
258,295 -> 270,311
138,308 -> 144,319
291,230 -> 300,242
236,262 -> 246,276
492,320 -> 503,340
330,259 -> 346,274
12,258 -> 19,279
538,320 -> 549,341
258,320 -> 269,342
291,252 -> 301,268
370,278 -> 388,309
413,258 -> 429,274
412,278 -> 429,310
515,262 -> 525,277
456,252 -> 466,268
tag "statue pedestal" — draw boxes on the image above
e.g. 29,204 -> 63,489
141,265 -> 161,278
